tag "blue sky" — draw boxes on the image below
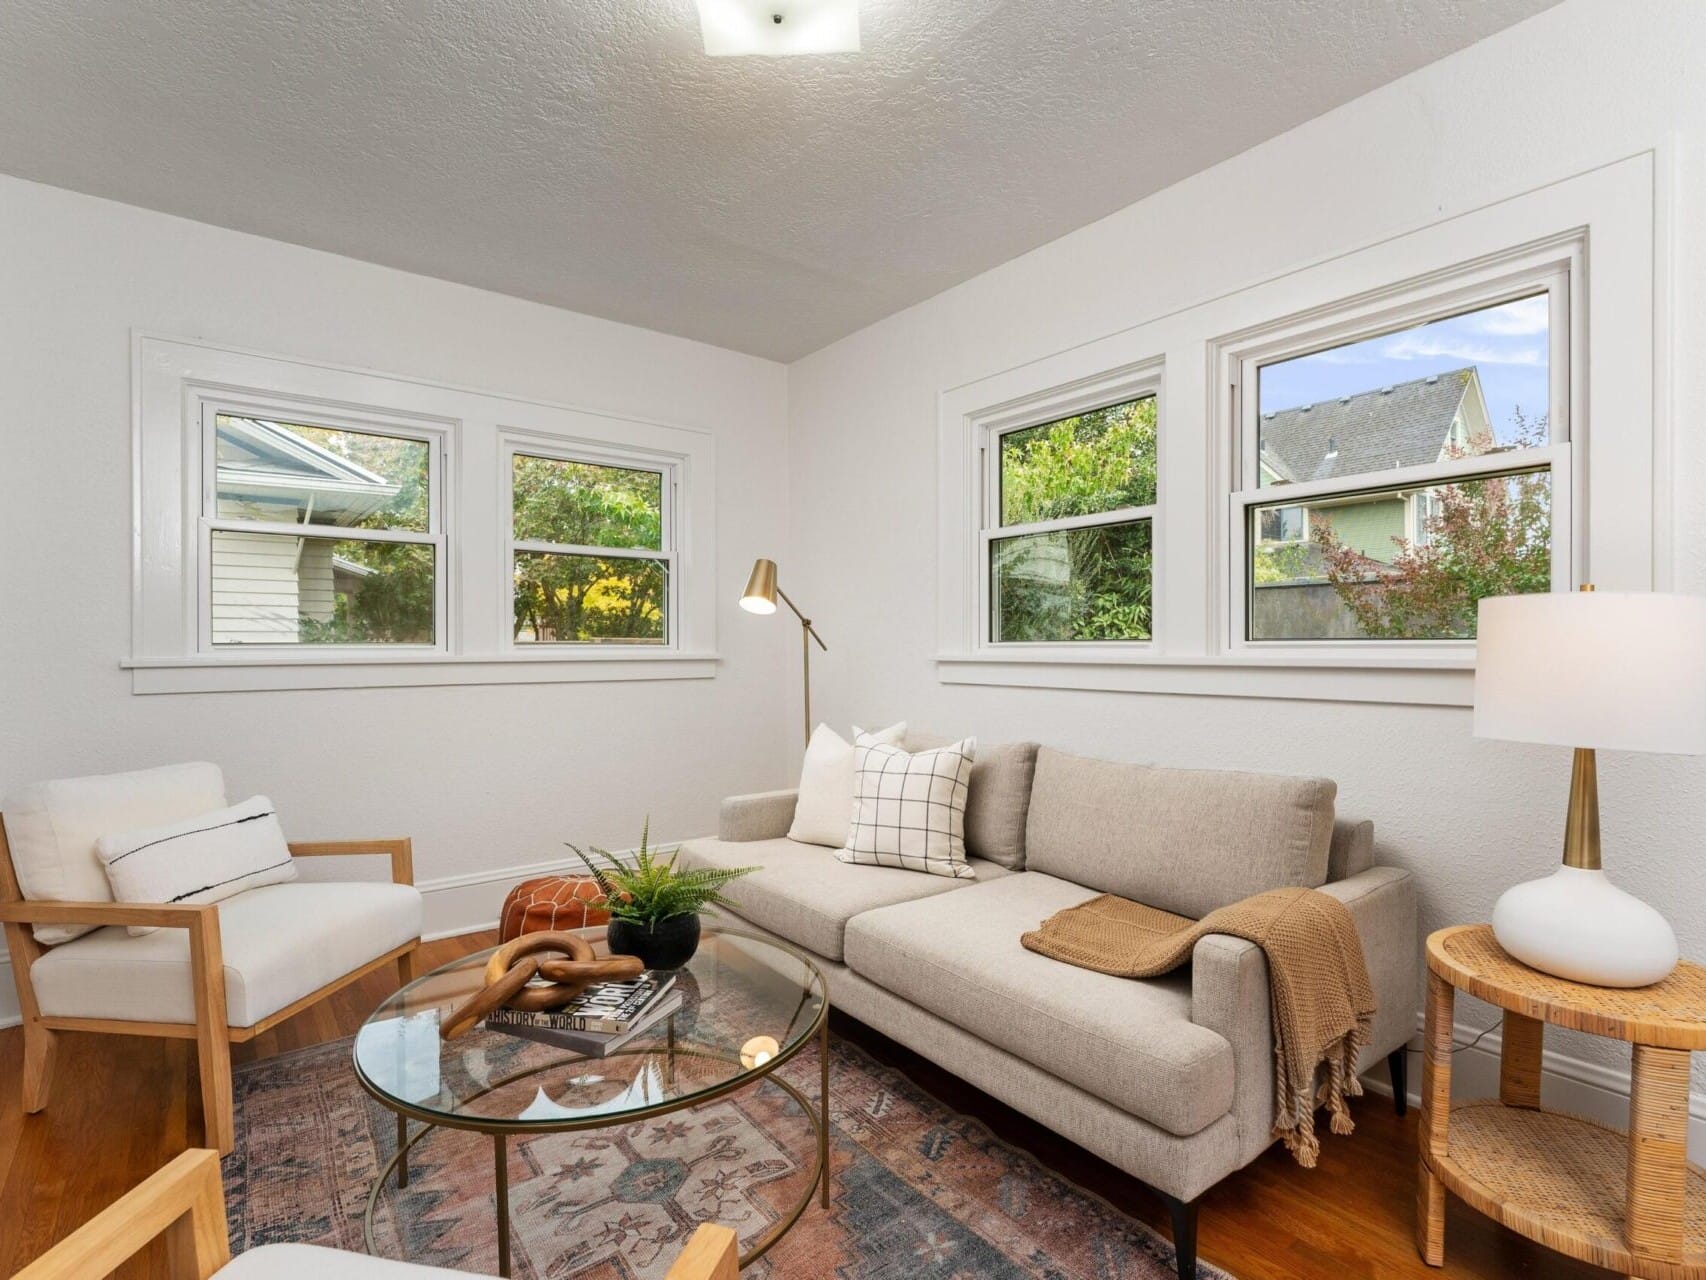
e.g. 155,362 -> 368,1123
1259,293 -> 1551,445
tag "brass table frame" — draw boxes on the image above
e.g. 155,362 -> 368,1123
354,936 -> 830,1278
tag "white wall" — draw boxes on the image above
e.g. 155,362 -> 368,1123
785,0 -> 1706,1141
0,175 -> 795,1018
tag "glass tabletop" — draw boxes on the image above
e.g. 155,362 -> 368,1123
352,924 -> 826,1132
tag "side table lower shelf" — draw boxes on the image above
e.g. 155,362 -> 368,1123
1427,1099 -> 1706,1278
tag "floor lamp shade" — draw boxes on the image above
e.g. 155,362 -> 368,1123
1473,590 -> 1706,987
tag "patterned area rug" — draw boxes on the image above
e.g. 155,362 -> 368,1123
227,1032 -> 1232,1279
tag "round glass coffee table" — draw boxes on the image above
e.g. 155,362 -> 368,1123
352,925 -> 828,1277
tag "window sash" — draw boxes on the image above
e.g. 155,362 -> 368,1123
1228,264 -> 1573,650
504,442 -> 680,649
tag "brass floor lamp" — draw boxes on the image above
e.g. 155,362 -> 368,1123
739,558 -> 826,746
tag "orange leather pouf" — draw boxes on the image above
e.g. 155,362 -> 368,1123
498,875 -> 610,942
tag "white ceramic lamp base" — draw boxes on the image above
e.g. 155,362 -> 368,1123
1492,866 -> 1678,988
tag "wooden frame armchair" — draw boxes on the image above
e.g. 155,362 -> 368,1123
0,824 -> 422,1156
12,1148 -> 740,1280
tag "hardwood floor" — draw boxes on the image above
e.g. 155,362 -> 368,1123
0,930 -> 1613,1280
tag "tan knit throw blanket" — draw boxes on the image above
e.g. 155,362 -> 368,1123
1021,887 -> 1376,1168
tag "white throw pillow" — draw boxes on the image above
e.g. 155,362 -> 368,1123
788,721 -> 906,848
96,795 -> 298,935
3,762 -> 228,945
838,738 -> 978,878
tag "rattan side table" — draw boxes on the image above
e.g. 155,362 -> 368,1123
1418,925 -> 1706,1277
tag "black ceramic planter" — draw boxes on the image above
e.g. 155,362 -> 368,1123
606,913 -> 701,970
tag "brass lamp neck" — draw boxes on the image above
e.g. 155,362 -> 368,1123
1562,746 -> 1601,871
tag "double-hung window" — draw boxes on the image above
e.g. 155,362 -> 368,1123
508,447 -> 675,646
1232,270 -> 1572,645
203,406 -> 445,649
983,392 -> 1159,644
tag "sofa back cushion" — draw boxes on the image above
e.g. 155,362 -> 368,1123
3,762 -> 228,944
1024,748 -> 1335,918
902,732 -> 1039,870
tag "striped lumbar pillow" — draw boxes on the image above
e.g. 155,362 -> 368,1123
96,795 -> 297,935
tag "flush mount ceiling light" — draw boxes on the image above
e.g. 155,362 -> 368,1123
694,0 -> 860,56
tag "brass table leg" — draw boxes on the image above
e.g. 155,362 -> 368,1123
396,1114 -> 409,1188
495,1132 -> 511,1278
1417,971 -> 1454,1266
1627,1044 -> 1690,1264
819,1002 -> 831,1210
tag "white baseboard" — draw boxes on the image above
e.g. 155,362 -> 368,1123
1359,1014 -> 1706,1164
0,845 -> 643,1030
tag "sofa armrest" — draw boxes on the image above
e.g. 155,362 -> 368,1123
289,837 -> 415,886
718,790 -> 798,842
1315,865 -> 1420,1066
1191,932 -> 1274,1163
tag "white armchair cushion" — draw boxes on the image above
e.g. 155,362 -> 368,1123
221,1243 -> 474,1277
30,881 -> 421,1027
3,762 -> 227,945
97,795 -> 297,936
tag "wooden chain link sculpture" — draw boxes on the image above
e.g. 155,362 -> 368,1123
440,930 -> 644,1040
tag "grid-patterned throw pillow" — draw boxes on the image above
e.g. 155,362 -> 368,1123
837,738 -> 978,878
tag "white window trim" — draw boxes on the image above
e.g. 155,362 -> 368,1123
129,335 -> 718,693
973,362 -> 1162,655
1223,248 -> 1579,661
500,433 -> 680,652
936,151 -> 1664,707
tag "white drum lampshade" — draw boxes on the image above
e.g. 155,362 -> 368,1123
1474,590 -> 1706,986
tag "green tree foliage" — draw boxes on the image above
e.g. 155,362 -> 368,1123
1315,413 -> 1551,639
993,397 -> 1157,641
510,457 -> 667,643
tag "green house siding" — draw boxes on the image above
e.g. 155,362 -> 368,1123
1313,496 -> 1406,563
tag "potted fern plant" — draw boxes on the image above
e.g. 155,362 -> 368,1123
569,820 -> 756,970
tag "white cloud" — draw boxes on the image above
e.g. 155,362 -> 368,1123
1380,333 -> 1545,366
1465,295 -> 1549,336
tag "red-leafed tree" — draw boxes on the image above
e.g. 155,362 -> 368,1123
1316,413 -> 1552,639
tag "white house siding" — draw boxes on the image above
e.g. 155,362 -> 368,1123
209,529 -> 334,642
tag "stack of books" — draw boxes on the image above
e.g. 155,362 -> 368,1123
484,972 -> 681,1057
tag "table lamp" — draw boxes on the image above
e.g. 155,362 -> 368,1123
1474,587 -> 1706,987
739,558 -> 827,746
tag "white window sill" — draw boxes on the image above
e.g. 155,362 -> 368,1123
935,650 -> 1473,706
123,651 -> 721,694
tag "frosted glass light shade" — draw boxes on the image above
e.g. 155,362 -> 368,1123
1474,591 -> 1706,754
695,0 -> 860,56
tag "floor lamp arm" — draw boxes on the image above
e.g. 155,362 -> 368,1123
773,585 -> 827,745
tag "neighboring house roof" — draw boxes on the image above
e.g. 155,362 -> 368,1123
1259,367 -> 1487,486
215,416 -> 402,526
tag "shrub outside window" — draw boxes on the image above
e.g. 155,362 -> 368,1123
1238,286 -> 1568,643
987,394 -> 1157,644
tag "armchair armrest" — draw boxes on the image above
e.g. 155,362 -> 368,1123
13,1148 -> 230,1280
0,899 -> 217,931
289,837 -> 414,886
718,790 -> 797,842
1315,865 -> 1420,1065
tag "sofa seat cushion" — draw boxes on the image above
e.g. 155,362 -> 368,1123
844,872 -> 1235,1137
677,836 -> 1007,962
30,881 -> 422,1027
221,1243 -> 468,1277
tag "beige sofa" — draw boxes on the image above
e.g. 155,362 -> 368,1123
679,739 -> 1419,1280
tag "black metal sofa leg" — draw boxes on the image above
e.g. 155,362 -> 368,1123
1163,1194 -> 1198,1280
1387,1047 -> 1408,1116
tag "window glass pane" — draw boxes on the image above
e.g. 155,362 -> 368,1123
991,520 -> 1152,642
1248,468 -> 1551,640
999,395 -> 1157,526
214,414 -> 429,532
1256,294 -> 1550,489
513,551 -> 667,644
512,455 -> 663,551
210,531 -> 435,645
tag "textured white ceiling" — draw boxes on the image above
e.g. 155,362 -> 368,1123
0,0 -> 1559,360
